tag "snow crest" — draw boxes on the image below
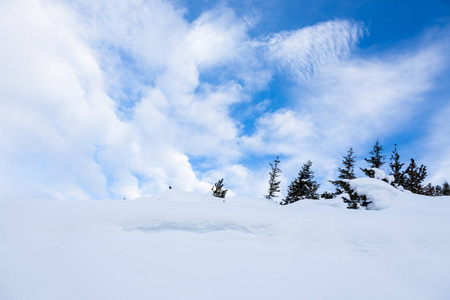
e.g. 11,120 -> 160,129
348,177 -> 402,210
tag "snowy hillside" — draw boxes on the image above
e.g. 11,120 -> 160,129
1,180 -> 450,300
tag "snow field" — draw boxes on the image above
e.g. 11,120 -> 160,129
1,182 -> 450,300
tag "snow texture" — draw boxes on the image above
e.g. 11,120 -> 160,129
1,184 -> 450,300
346,177 -> 401,210
372,167 -> 386,180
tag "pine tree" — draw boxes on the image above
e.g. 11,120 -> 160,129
434,184 -> 443,196
330,147 -> 372,209
338,147 -> 357,180
338,180 -> 372,209
423,183 -> 435,196
212,179 -> 228,198
403,158 -> 427,194
265,156 -> 282,202
389,144 -> 405,187
283,160 -> 320,205
320,191 -> 335,199
361,140 -> 385,178
330,147 -> 356,195
442,181 -> 450,196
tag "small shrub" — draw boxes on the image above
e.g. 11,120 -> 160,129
212,179 -> 228,198
320,191 -> 335,199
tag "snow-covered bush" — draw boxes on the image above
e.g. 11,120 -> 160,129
320,191 -> 335,199
212,179 -> 228,199
334,180 -> 372,209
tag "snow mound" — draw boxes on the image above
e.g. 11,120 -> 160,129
348,177 -> 403,210
371,168 -> 386,180
371,168 -> 394,184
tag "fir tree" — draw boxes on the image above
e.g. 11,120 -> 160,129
330,147 -> 356,195
283,160 -> 320,205
265,156 -> 282,202
442,181 -> 450,196
338,147 -> 356,180
320,191 -> 335,199
434,184 -> 443,196
330,147 -> 372,209
389,144 -> 405,187
212,179 -> 228,198
338,180 -> 372,209
403,158 -> 427,194
361,140 -> 385,178
423,183 -> 435,196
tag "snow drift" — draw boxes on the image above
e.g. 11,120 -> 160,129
1,180 -> 450,300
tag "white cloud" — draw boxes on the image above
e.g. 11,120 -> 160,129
421,75 -> 450,185
241,110 -> 314,156
262,19 -> 366,80
424,103 -> 450,184
1,0 -> 448,200
0,0 -> 118,199
186,8 -> 248,67
305,46 -> 442,145
0,0 -> 261,199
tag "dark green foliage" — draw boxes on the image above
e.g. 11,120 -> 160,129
331,147 -> 356,195
431,181 -> 450,196
389,144 -> 405,187
361,140 -> 385,178
435,184 -> 443,196
334,180 -> 372,209
423,183 -> 435,196
442,181 -> 450,196
403,158 -> 427,194
265,156 -> 282,201
331,146 -> 372,209
421,181 -> 449,196
212,178 -> 228,198
338,147 -> 356,180
320,191 -> 335,199
282,160 -> 320,205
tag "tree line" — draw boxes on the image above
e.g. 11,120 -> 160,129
264,140 -> 450,206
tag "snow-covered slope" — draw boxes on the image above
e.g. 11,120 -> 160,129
1,181 -> 450,300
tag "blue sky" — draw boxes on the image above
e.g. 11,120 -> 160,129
1,0 -> 449,199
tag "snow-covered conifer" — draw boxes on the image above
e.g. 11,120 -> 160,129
320,191 -> 335,199
423,183 -> 436,196
338,180 -> 372,209
433,182 -> 450,196
265,156 -> 282,202
339,147 -> 356,180
283,160 -> 320,205
389,144 -> 405,187
330,147 -> 356,195
434,184 -> 443,196
403,158 -> 427,194
212,179 -> 228,198
442,181 -> 450,196
361,140 -> 385,178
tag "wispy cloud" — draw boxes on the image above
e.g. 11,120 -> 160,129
261,20 -> 366,80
